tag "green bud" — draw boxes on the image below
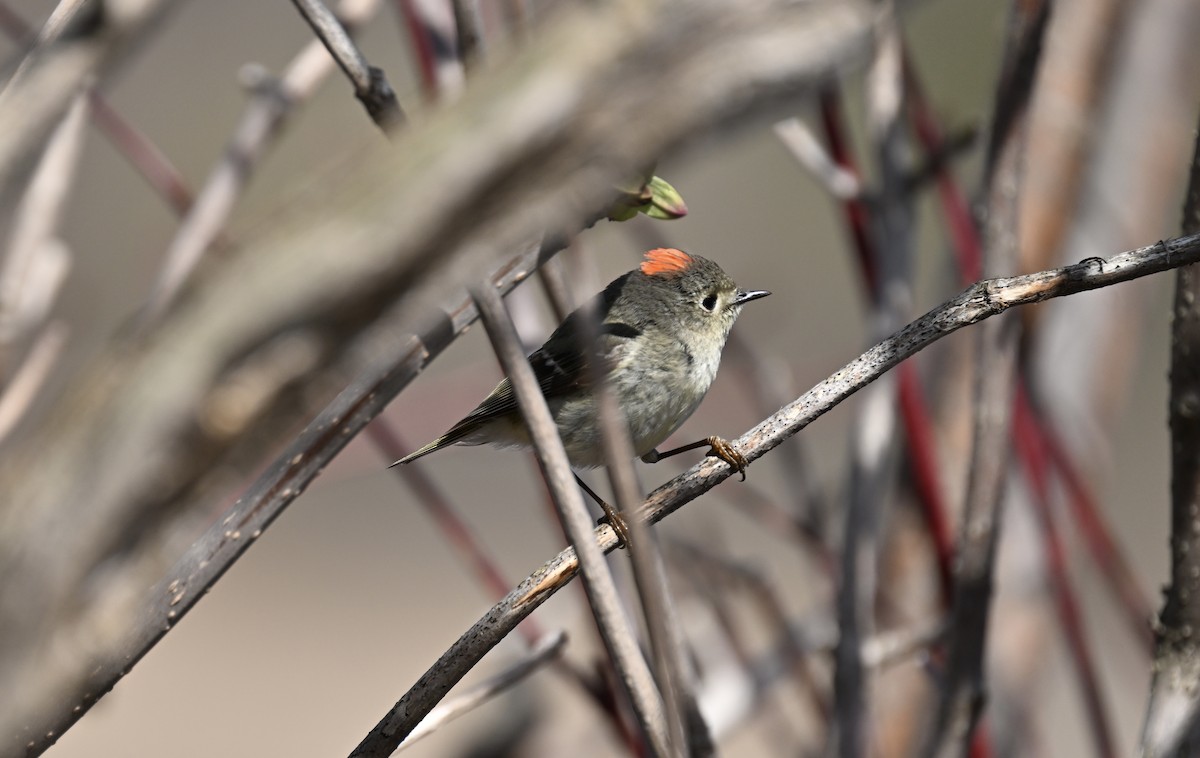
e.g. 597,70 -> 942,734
607,175 -> 688,222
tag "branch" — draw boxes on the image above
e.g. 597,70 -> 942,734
356,232 -> 1200,757
397,630 -> 567,751
289,0 -> 404,130
1140,108 -> 1200,758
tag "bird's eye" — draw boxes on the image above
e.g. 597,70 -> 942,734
701,293 -> 718,312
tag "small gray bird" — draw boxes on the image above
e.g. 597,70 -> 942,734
393,248 -> 769,478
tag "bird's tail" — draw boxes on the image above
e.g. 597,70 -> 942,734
389,421 -> 480,467
389,439 -> 446,467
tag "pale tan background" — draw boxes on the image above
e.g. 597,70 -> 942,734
1,1 -> 1175,755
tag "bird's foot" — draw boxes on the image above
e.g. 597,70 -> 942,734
596,502 -> 630,549
706,436 -> 748,481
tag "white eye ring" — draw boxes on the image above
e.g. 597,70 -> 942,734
701,293 -> 718,311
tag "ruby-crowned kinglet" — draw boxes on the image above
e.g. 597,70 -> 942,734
393,248 -> 769,475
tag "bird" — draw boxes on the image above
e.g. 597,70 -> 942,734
393,248 -> 769,534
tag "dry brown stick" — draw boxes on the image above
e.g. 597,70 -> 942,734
1139,109 -> 1200,757
462,283 -> 670,758
352,231 -> 1200,758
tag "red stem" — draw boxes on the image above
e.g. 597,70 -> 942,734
367,419 -> 543,645
395,0 -> 440,101
1013,403 -> 1118,758
818,88 -> 957,606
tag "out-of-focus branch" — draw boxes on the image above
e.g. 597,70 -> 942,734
356,232 -> 1200,758
0,91 -> 85,361
0,1 -> 197,216
144,0 -> 386,319
833,16 -> 909,756
450,0 -> 483,73
0,0 -> 182,195
924,1 -> 1048,754
289,0 -> 404,130
1140,109 -> 1200,758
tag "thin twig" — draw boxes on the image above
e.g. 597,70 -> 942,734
143,0 -> 386,320
448,283 -> 670,757
289,0 -> 404,130
774,117 -> 862,199
358,232 -> 1200,758
397,630 -> 568,751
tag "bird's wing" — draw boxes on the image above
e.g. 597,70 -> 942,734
459,321 -> 640,426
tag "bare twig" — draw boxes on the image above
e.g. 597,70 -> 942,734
289,0 -> 404,130
397,630 -> 568,751
1140,107 -> 1200,758
358,232 -> 1200,758
144,0 -> 386,319
439,283 -> 669,757
774,117 -> 862,199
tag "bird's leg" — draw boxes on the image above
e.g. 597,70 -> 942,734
573,473 -> 629,548
641,436 -> 749,481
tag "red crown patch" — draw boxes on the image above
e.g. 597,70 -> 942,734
640,248 -> 692,277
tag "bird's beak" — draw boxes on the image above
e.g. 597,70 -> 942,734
733,289 -> 771,306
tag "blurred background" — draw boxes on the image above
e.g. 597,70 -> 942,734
0,0 -> 1191,755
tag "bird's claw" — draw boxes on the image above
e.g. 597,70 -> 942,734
707,436 -> 748,481
597,508 -> 630,549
